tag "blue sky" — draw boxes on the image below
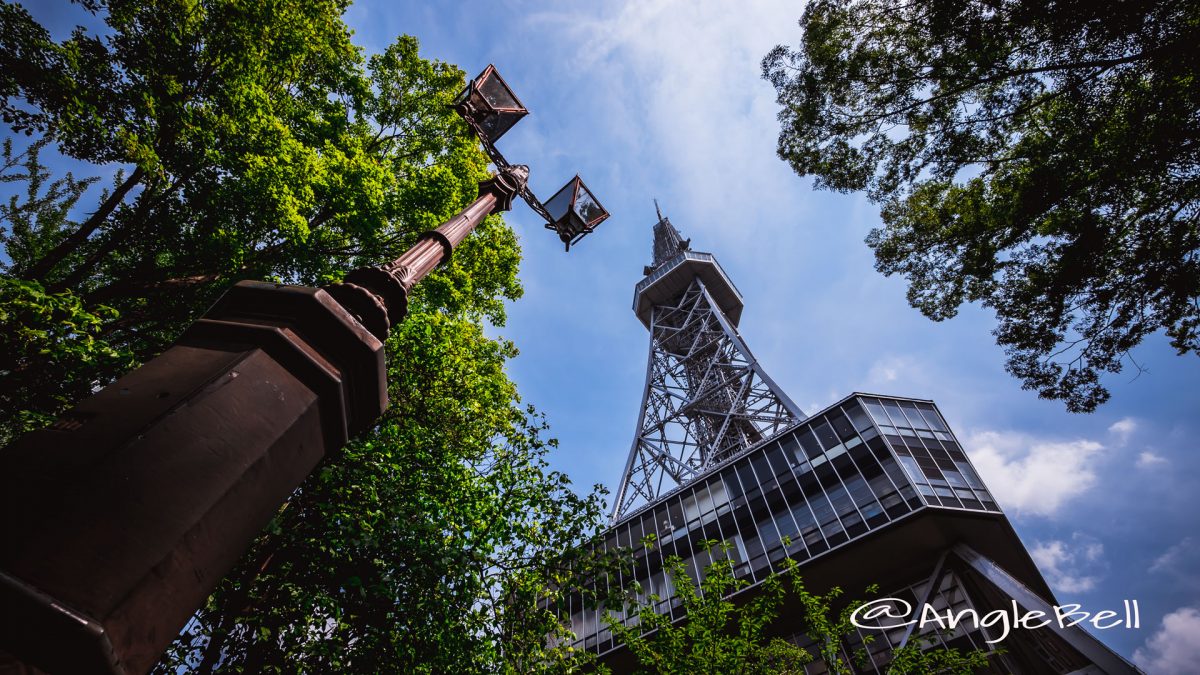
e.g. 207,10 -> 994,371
12,1 -> 1200,671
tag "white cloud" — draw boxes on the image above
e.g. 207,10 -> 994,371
1150,538 -> 1200,590
868,356 -> 916,384
965,430 -> 1104,517
1108,417 -> 1138,443
1134,607 -> 1200,675
1029,533 -> 1105,594
1152,537 -> 1196,573
1137,451 -> 1168,469
1105,417 -> 1169,469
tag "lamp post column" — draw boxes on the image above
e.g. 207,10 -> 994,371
0,165 -> 527,675
326,165 -> 529,341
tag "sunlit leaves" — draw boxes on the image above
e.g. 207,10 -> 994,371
606,551 -> 988,675
0,276 -> 134,445
765,0 -> 1200,411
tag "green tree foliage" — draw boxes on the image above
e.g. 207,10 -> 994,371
763,0 -> 1200,412
0,137 -> 133,443
0,0 -> 517,431
0,275 -> 134,443
605,545 -> 812,675
606,543 -> 989,675
1,1 -> 611,671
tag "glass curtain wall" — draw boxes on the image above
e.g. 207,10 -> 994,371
560,395 -> 999,655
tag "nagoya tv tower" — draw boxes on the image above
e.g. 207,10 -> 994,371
576,209 -> 1140,674
612,206 -> 803,520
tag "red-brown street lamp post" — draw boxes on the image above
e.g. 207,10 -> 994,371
0,65 -> 607,675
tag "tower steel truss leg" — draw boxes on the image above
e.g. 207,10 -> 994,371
611,277 -> 801,521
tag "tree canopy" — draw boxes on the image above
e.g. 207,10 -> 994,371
1,1 -> 612,671
763,0 -> 1200,412
0,0 -> 519,439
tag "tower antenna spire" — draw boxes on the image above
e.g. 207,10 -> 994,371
654,198 -> 664,222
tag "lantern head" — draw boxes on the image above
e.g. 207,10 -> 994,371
543,175 -> 610,251
454,64 -> 529,144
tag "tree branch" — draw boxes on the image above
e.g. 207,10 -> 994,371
25,165 -> 144,280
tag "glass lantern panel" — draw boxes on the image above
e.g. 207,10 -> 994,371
476,111 -> 502,143
487,111 -> 523,142
544,180 -> 576,223
479,71 -> 521,111
454,83 -> 472,107
457,86 -> 502,140
572,183 -> 606,227
469,108 -> 523,143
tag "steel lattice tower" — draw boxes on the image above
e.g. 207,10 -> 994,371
611,212 -> 804,521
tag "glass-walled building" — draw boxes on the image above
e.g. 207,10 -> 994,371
566,394 -> 1137,673
564,394 -> 987,650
